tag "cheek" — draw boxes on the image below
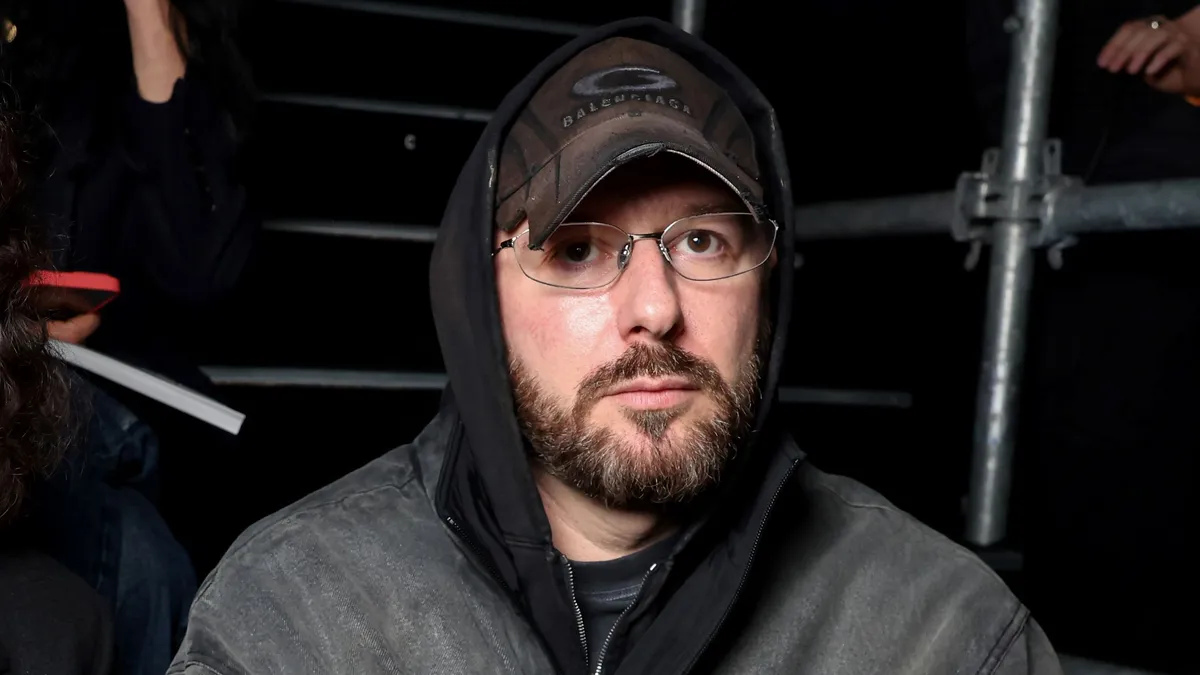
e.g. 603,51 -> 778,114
499,280 -> 616,392
678,283 -> 762,379
523,297 -> 613,360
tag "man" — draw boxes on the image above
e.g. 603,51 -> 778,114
171,18 -> 1061,675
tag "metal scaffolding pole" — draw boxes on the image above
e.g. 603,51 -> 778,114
965,0 -> 1059,547
264,220 -> 440,242
1050,178 -> 1200,235
794,191 -> 952,241
199,367 -> 913,408
272,0 -> 590,36
672,0 -> 707,35
260,93 -> 492,123
792,178 -> 1200,242
261,178 -> 1200,246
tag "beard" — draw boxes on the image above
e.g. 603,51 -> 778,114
511,337 -> 765,509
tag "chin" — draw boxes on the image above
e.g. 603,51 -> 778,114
610,401 -> 709,444
622,418 -> 683,442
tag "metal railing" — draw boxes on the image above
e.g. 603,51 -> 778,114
271,0 -> 590,35
244,0 -> 1200,549
672,0 -> 706,35
200,366 -> 914,408
792,178 -> 1200,243
260,93 -> 492,123
265,177 -> 1200,248
264,220 -> 440,242
964,0 -> 1059,547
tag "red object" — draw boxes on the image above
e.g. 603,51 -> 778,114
25,271 -> 121,314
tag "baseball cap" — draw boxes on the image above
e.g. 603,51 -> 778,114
495,36 -> 765,249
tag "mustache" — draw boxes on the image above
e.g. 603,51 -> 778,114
574,342 -> 727,412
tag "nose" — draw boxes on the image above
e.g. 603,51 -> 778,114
612,238 -> 683,342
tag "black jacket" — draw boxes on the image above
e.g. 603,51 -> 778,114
171,18 -> 1062,675
0,547 -> 113,675
38,64 -> 254,387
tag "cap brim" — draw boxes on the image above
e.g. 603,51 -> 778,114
523,112 -> 764,249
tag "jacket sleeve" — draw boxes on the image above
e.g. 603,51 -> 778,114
167,619 -> 247,675
121,75 -> 256,307
167,562 -> 290,675
989,616 -> 1064,675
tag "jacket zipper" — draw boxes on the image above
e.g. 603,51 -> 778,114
675,458 -> 800,675
445,515 -> 510,592
561,556 -> 590,668
440,424 -> 510,590
591,562 -> 658,675
448,519 -> 593,675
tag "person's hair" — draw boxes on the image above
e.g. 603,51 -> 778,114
0,95 -> 72,526
173,0 -> 257,132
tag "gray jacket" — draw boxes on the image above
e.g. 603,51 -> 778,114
171,17 -> 1062,675
170,412 -> 1060,675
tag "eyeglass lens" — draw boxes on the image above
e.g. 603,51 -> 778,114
511,213 -> 776,290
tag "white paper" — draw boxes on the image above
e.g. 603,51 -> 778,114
50,340 -> 245,435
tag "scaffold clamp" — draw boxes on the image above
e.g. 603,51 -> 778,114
951,140 -> 1082,270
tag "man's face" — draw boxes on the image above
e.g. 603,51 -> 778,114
496,155 -> 773,508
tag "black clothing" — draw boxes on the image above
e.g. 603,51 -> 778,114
570,535 -> 679,672
0,546 -> 113,675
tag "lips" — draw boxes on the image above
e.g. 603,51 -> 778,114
605,377 -> 699,397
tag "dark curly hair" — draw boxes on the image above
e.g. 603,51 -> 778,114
0,94 -> 72,527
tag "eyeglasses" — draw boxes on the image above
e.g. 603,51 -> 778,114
494,212 -> 779,290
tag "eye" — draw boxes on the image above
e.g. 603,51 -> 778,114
539,224 -> 622,267
559,241 -> 597,264
682,230 -> 716,255
672,229 -> 726,257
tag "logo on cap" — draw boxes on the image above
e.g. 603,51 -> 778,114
563,65 -> 692,129
571,66 -> 678,97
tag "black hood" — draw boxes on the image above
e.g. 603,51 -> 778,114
430,17 -> 799,675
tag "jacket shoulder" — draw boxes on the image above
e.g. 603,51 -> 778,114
799,464 -> 1007,585
172,416 -> 470,675
798,463 -> 1021,620
212,411 -> 456,567
722,462 -> 1060,674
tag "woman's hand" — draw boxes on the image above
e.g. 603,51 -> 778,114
47,313 -> 101,345
1098,15 -> 1200,96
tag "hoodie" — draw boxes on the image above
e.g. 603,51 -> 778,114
170,17 -> 1063,675
428,16 -> 798,675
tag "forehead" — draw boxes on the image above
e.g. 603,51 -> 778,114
567,154 -> 745,224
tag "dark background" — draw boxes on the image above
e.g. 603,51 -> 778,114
202,0 -> 988,538
174,0 -> 1192,671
